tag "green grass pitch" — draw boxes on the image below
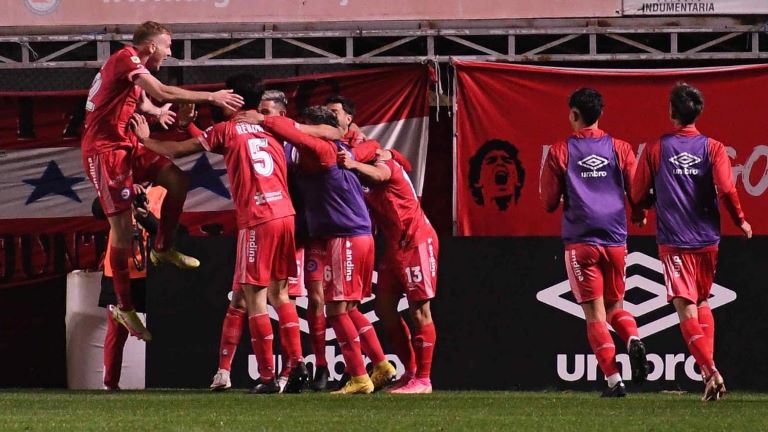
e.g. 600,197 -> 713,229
2,390 -> 767,431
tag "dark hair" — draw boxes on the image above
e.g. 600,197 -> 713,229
568,88 -> 604,126
468,139 -> 525,210
261,89 -> 288,111
300,105 -> 339,128
325,95 -> 356,117
670,82 -> 704,125
132,21 -> 171,46
225,73 -> 264,111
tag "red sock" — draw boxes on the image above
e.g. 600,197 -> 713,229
307,313 -> 327,367
218,306 -> 246,371
276,302 -> 303,368
385,317 -> 416,374
609,309 -> 639,346
348,308 -> 386,364
109,246 -> 134,310
413,322 -> 436,379
586,321 -> 620,378
248,314 -> 275,381
155,192 -> 184,251
328,313 -> 366,376
697,305 -> 715,356
103,307 -> 129,389
680,317 -> 716,378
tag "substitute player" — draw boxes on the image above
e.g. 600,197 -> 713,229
82,21 -> 243,341
540,88 -> 650,397
632,82 -> 752,401
131,74 -> 307,394
338,148 -> 438,394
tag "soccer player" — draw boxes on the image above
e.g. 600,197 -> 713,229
338,148 -> 438,394
82,21 -> 243,341
540,88 -> 650,397
130,74 -> 307,394
326,95 -> 378,163
631,82 -> 752,401
243,106 -> 395,394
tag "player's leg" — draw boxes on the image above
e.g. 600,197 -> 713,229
662,250 -> 722,401
305,241 -> 330,390
210,285 -> 246,391
103,304 -> 129,391
696,250 -> 718,360
375,270 -> 416,390
145,161 -> 198,269
243,283 -> 278,394
327,300 -> 373,395
603,246 -> 648,385
566,244 -> 623,396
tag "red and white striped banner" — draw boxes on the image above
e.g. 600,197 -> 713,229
0,65 -> 431,285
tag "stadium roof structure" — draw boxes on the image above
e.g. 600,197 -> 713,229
0,17 -> 766,69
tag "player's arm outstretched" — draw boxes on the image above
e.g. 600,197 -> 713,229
137,91 -> 176,129
130,113 -> 204,158
135,73 -> 244,111
337,150 -> 391,183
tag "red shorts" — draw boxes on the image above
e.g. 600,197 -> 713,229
378,234 -> 439,303
564,243 -> 626,304
233,216 -> 298,288
659,246 -> 718,303
287,247 -> 307,297
322,235 -> 374,302
305,239 -> 326,283
83,144 -> 171,217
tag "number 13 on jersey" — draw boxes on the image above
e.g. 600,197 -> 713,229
247,138 -> 274,176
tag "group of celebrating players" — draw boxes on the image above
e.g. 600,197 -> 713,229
82,19 -> 750,400
83,21 -> 437,395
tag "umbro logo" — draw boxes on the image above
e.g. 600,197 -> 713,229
577,155 -> 609,178
536,252 -> 736,338
669,152 -> 702,175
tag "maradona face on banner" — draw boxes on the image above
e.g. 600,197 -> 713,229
537,251 -> 736,387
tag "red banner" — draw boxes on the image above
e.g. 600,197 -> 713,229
0,65 -> 431,286
454,61 -> 768,236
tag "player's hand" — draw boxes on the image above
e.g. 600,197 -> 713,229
177,103 -> 197,128
156,103 -> 176,129
210,89 -> 244,111
234,110 -> 265,125
337,150 -> 356,169
740,220 -> 753,239
129,113 -> 150,141
348,122 -> 367,142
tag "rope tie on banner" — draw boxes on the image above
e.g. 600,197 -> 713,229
422,58 -> 443,121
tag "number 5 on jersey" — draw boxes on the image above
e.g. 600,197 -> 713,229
247,138 -> 274,176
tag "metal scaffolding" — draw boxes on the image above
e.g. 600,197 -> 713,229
0,17 -> 766,69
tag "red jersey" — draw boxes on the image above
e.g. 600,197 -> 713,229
82,46 -> 150,156
364,158 -> 431,248
199,120 -> 295,229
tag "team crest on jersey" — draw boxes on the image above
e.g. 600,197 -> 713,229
669,152 -> 701,175
120,187 -> 132,200
130,56 -> 141,64
24,0 -> 60,15
577,154 -> 609,178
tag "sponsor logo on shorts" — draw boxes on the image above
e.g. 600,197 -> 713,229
671,255 -> 682,277
669,152 -> 702,175
344,240 -> 354,282
120,187 -> 131,200
247,229 -> 257,263
87,157 -> 100,197
569,249 -> 584,282
427,238 -> 437,277
577,154 -> 609,178
306,259 -> 318,273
